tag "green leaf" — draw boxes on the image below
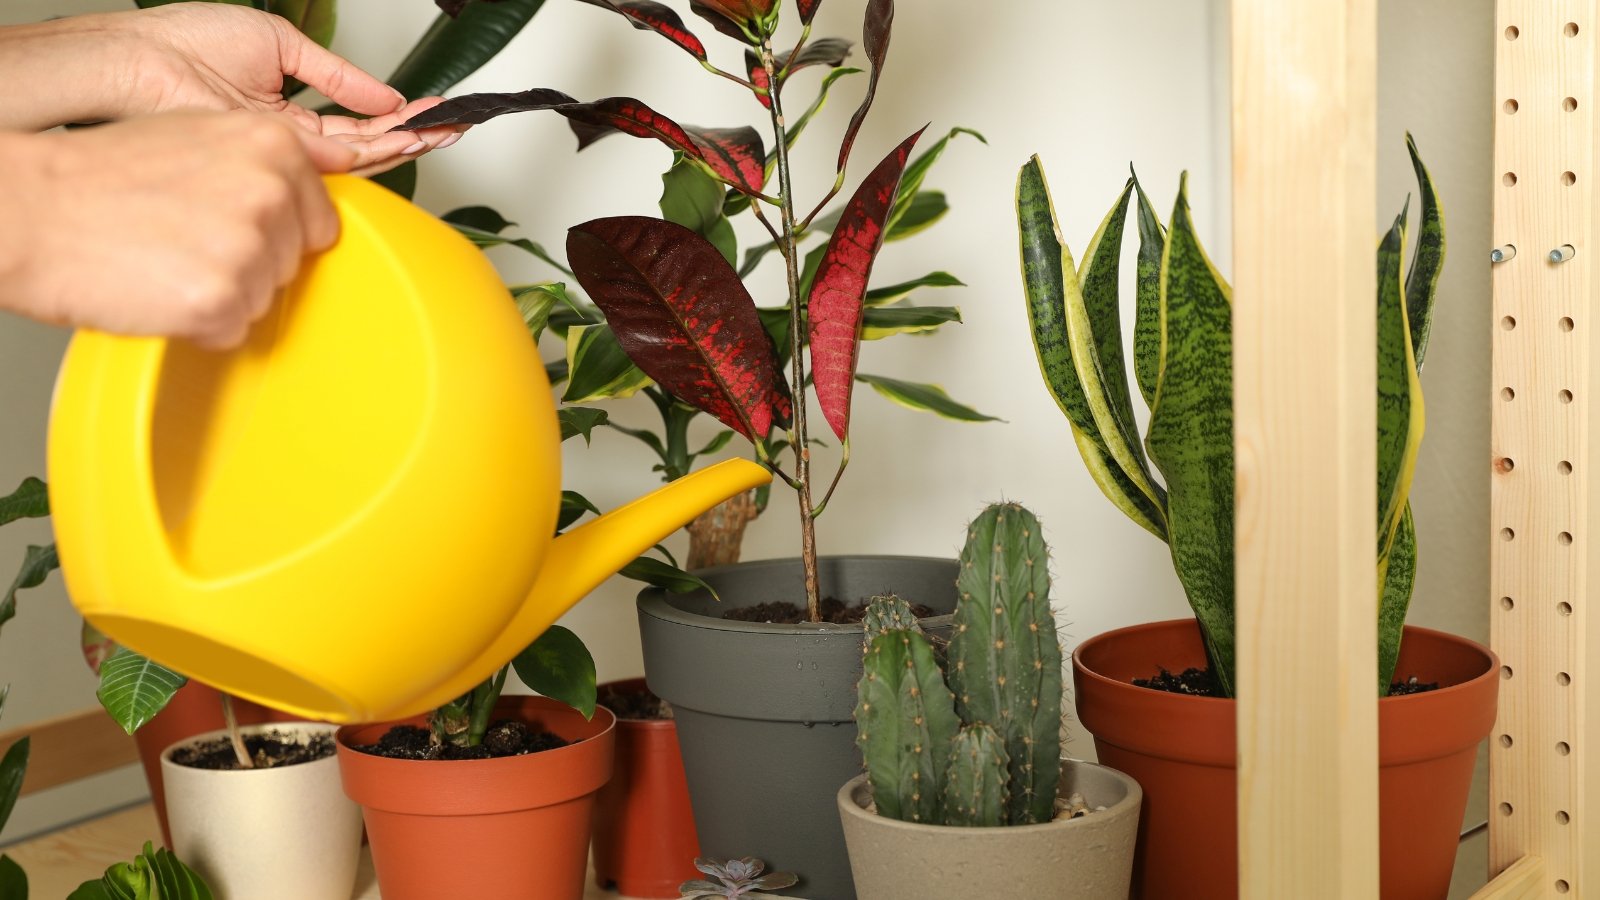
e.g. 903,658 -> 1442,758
864,272 -> 963,307
96,649 -> 187,735
1016,157 -> 1164,540
619,556 -> 715,595
1379,505 -> 1416,695
558,408 -> 609,444
1404,133 -> 1445,370
883,191 -> 948,242
510,283 -> 565,342
860,305 -> 961,340
370,160 -> 416,201
1376,205 -> 1423,560
67,880 -> 114,900
855,374 -> 1000,423
387,0 -> 547,101
144,842 -> 213,900
269,0 -> 336,47
2,544 -> 59,635
451,223 -> 571,277
884,126 -> 984,235
562,324 -> 652,403
443,206 -> 517,234
784,67 -> 862,154
660,156 -> 736,265
1144,173 -> 1236,696
0,737 -> 29,836
512,625 -> 596,719
0,855 -> 26,899
605,422 -> 668,461
1131,170 -> 1166,406
693,429 -> 737,458
557,490 -> 601,532
0,477 -> 48,526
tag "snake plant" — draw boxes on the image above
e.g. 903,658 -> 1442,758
1018,134 -> 1444,698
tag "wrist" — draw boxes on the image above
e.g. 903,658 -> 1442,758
0,15 -> 147,130
0,133 -> 53,321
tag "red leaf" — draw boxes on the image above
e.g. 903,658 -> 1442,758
689,0 -> 774,42
807,126 -> 926,440
745,50 -> 772,109
836,0 -> 893,172
796,0 -> 821,24
567,217 -> 791,441
577,0 -> 708,60
747,39 -> 851,110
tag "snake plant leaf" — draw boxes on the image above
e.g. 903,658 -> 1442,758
809,127 -> 927,440
860,305 -> 961,339
389,0 -> 544,101
834,0 -> 894,174
562,324 -> 652,403
567,217 -> 790,439
1017,156 -> 1166,538
0,478 -> 47,526
1376,205 -> 1424,558
885,191 -> 948,243
1131,170 -> 1167,406
0,856 -> 24,898
855,374 -> 999,423
577,0 -> 707,60
2,544 -> 58,636
0,736 -> 27,836
1144,173 -> 1236,697
886,127 -> 984,236
1075,179 -> 1167,517
513,625 -> 596,719
558,408 -> 610,444
865,272 -> 962,306
1378,504 -> 1416,694
96,649 -> 187,735
1404,133 -> 1445,370
660,156 -> 737,266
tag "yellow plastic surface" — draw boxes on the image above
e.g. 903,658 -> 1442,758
46,175 -> 770,724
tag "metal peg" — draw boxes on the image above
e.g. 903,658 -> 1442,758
1491,244 -> 1517,263
1551,244 -> 1577,263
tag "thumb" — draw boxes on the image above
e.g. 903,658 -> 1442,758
291,130 -> 360,174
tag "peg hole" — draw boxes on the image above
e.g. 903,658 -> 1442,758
1560,460 -> 1574,474
1500,802 -> 1514,816
1561,389 -> 1575,403
1501,527 -> 1516,541
1501,387 -> 1516,401
1498,457 -> 1517,474
1566,97 -> 1580,112
1561,316 -> 1576,331
1506,25 -> 1520,39
1505,99 -> 1520,114
1501,596 -> 1515,611
1503,172 -> 1519,186
1559,672 -> 1573,686
1560,531 -> 1575,545
1558,741 -> 1572,755
1565,171 -> 1578,186
1558,810 -> 1571,824
1500,734 -> 1514,748
1502,666 -> 1514,680
1502,316 -> 1518,330
1567,22 -> 1581,37
1557,880 -> 1571,894
1559,601 -> 1573,616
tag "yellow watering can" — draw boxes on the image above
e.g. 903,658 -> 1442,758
46,175 -> 768,725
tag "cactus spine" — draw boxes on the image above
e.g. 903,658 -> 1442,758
942,724 -> 1010,828
947,502 -> 1063,825
855,626 -> 960,823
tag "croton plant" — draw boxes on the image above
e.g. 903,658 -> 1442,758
405,0 -> 994,619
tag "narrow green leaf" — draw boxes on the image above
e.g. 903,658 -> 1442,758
510,284 -> 563,342
512,625 -> 596,719
387,0 -> 546,101
860,305 -> 961,340
1378,505 -> 1416,695
1131,171 -> 1166,406
884,127 -> 984,235
864,272 -> 963,307
1144,174 -> 1236,696
884,191 -> 947,242
452,223 -> 572,277
0,478 -> 48,526
1070,426 -> 1165,540
619,556 -> 715,595
0,737 -> 29,836
605,422 -> 668,460
96,649 -> 187,735
1404,133 -> 1445,370
443,206 -> 517,234
557,490 -> 602,532
1376,205 -> 1423,558
562,324 -> 652,403
855,374 -> 999,423
783,67 -> 862,154
558,407 -> 609,444
2,544 -> 58,635
693,429 -> 737,457
0,855 -> 26,899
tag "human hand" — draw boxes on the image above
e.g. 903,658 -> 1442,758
1,113 -> 363,349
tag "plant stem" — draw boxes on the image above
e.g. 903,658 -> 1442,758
760,39 -> 822,622
220,695 -> 253,770
467,668 -> 508,747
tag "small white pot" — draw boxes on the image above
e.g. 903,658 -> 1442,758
161,722 -> 362,900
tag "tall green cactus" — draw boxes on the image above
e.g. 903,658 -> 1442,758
942,725 -> 1009,828
947,502 -> 1062,825
855,627 -> 960,824
862,593 -> 924,648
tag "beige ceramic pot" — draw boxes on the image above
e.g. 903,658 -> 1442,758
837,759 -> 1141,900
161,722 -> 362,900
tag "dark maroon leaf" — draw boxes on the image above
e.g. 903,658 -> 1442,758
836,0 -> 893,172
390,88 -> 577,128
577,0 -> 707,60
689,0 -> 773,42
808,126 -> 925,440
786,37 -> 853,74
567,216 -> 791,441
435,0 -> 507,16
796,0 -> 821,24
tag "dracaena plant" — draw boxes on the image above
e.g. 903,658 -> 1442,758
401,0 -> 994,618
1017,135 -> 1444,698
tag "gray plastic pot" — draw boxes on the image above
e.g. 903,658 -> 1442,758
837,760 -> 1142,900
638,556 -> 957,900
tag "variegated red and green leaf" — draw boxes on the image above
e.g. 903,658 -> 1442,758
567,216 -> 791,441
746,38 -> 852,109
836,0 -> 894,172
689,0 -> 774,41
746,50 -> 774,108
808,126 -> 926,440
577,0 -> 708,60
797,0 -> 822,24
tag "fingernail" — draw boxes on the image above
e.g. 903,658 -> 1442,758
391,89 -> 408,111
437,132 -> 462,150
402,140 -> 427,155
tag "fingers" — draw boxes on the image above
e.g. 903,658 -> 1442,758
289,127 -> 360,174
274,18 -> 405,118
322,97 -> 449,137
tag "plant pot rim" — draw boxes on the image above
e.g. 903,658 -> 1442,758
597,677 -> 678,727
639,554 -> 957,636
1071,617 -> 1499,704
334,698 -> 616,769
159,720 -> 338,773
836,759 -> 1142,836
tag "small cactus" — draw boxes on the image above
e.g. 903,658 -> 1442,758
855,624 -> 960,824
942,724 -> 1010,828
861,593 -> 924,649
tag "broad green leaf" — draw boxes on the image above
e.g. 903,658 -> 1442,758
558,408 -> 609,444
619,556 -> 715,595
512,625 -> 596,719
1378,505 -> 1416,694
855,374 -> 1000,423
661,156 -> 736,265
864,271 -> 963,307
1376,205 -> 1423,559
883,191 -> 948,242
557,490 -> 601,532
370,160 -> 416,201
511,284 -> 566,342
860,305 -> 961,340
1404,133 -> 1445,370
1131,171 -> 1166,406
2,544 -> 58,635
452,223 -> 571,277
67,878 -> 117,900
0,737 -> 28,836
1144,174 -> 1236,696
562,324 -> 652,403
885,126 -> 984,235
443,206 -> 517,234
96,649 -> 187,735
270,0 -> 336,47
0,477 -> 48,526
1017,156 -> 1165,538
387,0 -> 546,101
0,855 -> 25,899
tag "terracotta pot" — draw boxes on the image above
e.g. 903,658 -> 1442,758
1073,619 -> 1499,900
336,695 -> 615,900
591,678 -> 700,898
162,722 -> 362,900
135,679 -> 299,848
837,759 -> 1142,899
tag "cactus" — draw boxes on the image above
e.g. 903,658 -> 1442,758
855,625 -> 960,824
862,593 -> 924,648
947,502 -> 1062,825
942,724 -> 1010,828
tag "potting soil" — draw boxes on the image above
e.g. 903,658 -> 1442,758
352,722 -> 569,760
1132,667 -> 1441,697
171,730 -> 336,770
722,596 -> 937,624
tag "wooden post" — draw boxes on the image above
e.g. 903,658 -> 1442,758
1490,2 -> 1600,894
1231,1 -> 1380,896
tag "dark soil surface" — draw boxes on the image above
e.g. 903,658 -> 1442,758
351,722 -> 569,761
1133,667 -> 1441,697
598,684 -> 673,721
722,596 -> 937,625
171,730 -> 335,770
